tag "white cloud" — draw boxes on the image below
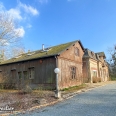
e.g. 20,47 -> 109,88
0,39 -> 9,46
19,2 -> 39,15
0,1 -> 39,38
14,26 -> 25,37
7,8 -> 22,20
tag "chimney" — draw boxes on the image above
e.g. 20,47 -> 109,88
42,44 -> 44,51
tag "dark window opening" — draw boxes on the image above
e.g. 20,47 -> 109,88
11,70 -> 16,83
18,72 -> 22,79
75,47 -> 79,56
23,71 -> 28,80
70,67 -> 76,79
29,68 -> 35,79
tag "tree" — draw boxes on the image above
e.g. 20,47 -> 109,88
0,12 -> 22,46
0,12 -> 24,60
107,45 -> 116,78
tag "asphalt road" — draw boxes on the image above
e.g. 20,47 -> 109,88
17,83 -> 116,116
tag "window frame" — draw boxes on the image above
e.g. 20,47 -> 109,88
74,47 -> 79,56
28,67 -> 35,79
70,66 -> 76,79
18,71 -> 22,80
23,71 -> 28,80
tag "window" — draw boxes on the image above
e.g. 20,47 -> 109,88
70,67 -> 76,79
92,70 -> 97,77
75,47 -> 79,56
100,68 -> 102,77
18,72 -> 22,79
11,70 -> 16,83
23,71 -> 28,80
29,68 -> 35,79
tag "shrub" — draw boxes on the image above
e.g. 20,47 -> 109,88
97,77 -> 101,82
92,77 -> 97,83
20,85 -> 32,94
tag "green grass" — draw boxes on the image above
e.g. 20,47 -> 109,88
61,84 -> 87,92
110,76 -> 116,81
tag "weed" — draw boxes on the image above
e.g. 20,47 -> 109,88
61,84 -> 87,92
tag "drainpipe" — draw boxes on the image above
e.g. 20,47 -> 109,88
55,56 -> 61,98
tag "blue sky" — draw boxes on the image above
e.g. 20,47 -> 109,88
0,0 -> 116,57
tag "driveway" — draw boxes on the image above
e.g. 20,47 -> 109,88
17,82 -> 116,116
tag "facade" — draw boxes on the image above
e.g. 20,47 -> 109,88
83,49 -> 109,83
96,52 -> 109,82
0,40 -> 84,90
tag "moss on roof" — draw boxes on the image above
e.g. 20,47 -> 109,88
0,40 -> 80,65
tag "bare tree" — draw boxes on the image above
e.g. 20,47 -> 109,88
0,12 -> 22,46
0,12 -> 24,60
107,45 -> 116,78
9,46 -> 25,58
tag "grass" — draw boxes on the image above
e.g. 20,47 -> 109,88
110,76 -> 116,81
0,89 -> 18,93
61,84 -> 87,92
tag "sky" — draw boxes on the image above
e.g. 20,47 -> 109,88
0,0 -> 116,58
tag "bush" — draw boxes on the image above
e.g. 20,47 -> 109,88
97,77 -> 101,82
20,85 -> 32,94
0,83 -> 16,89
110,76 -> 116,81
92,77 -> 97,83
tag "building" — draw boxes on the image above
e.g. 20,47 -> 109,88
83,49 -> 109,83
0,40 -> 84,90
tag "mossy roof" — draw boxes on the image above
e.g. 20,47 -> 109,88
0,40 -> 84,65
83,49 -> 106,62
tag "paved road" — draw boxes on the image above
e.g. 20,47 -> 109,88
17,83 -> 116,116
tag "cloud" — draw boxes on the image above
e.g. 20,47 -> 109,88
7,8 -> 22,20
0,1 -> 39,38
0,39 -> 10,46
15,26 -> 25,37
18,2 -> 39,15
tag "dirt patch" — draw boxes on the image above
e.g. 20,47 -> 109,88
0,90 -> 56,115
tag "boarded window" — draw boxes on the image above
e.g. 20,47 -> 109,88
23,71 -> 28,80
75,47 -> 79,56
11,70 -> 16,83
18,72 -> 22,79
29,68 -> 34,79
70,67 -> 76,79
